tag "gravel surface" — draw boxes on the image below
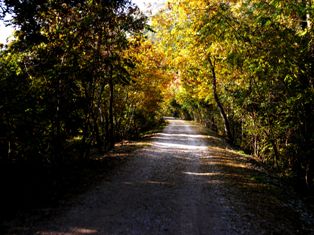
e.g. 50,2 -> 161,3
8,118 -> 314,234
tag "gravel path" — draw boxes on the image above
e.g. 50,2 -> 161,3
14,118 -> 313,234
30,118 -> 235,234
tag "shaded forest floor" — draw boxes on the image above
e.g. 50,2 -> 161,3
1,119 -> 314,234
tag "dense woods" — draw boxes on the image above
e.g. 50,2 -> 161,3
0,0 -> 313,192
0,0 -> 169,165
154,0 -> 314,189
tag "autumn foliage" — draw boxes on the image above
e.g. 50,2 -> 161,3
0,0 -> 313,189
0,0 -> 170,164
154,0 -> 313,189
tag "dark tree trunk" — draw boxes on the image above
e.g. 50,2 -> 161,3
296,9 -> 313,188
208,56 -> 233,143
301,0 -> 311,30
81,121 -> 90,160
52,79 -> 62,165
108,78 -> 114,149
270,138 -> 280,168
81,80 -> 95,160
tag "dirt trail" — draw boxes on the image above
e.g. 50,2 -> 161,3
9,118 -> 314,234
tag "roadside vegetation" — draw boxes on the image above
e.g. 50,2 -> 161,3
0,0 -> 170,164
155,0 -> 313,192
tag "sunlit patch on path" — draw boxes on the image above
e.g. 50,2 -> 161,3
39,227 -> 98,235
153,142 -> 209,150
156,133 -> 211,139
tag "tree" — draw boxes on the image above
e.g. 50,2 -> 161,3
153,0 -> 313,188
0,0 -> 149,163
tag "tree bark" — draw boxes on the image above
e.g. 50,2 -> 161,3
301,0 -> 312,29
208,56 -> 233,143
52,78 -> 62,165
108,77 -> 114,149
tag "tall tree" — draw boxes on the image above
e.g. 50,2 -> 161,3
153,0 -> 313,188
0,0 -> 148,163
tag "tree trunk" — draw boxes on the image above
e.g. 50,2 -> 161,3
81,121 -> 90,160
81,80 -> 94,160
270,138 -> 280,168
108,78 -> 114,149
52,78 -> 62,165
208,56 -> 233,143
301,0 -> 311,29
